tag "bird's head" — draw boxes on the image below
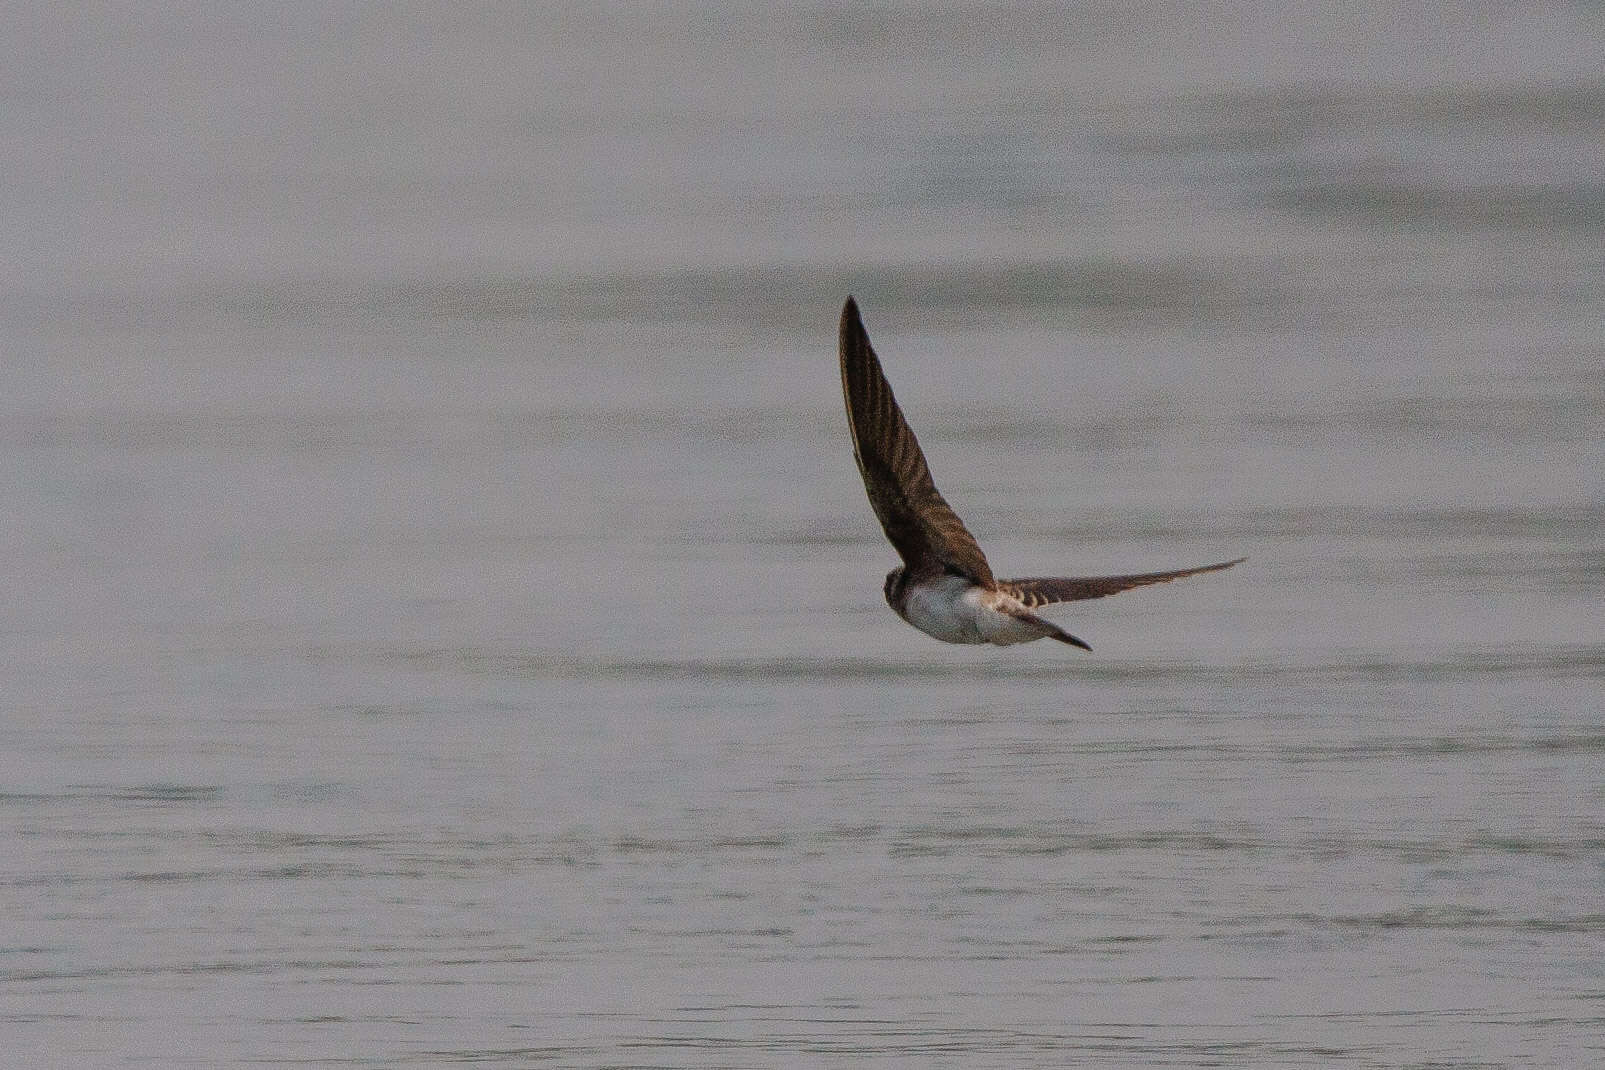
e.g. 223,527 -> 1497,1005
883,565 -> 906,609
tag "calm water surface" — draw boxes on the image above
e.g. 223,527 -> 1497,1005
4,3 -> 1603,1067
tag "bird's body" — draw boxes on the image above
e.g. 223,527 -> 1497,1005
838,296 -> 1242,651
895,571 -> 1061,646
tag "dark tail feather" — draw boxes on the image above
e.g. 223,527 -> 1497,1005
1006,605 -> 1093,652
1047,625 -> 1092,652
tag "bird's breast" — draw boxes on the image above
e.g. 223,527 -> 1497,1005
899,575 -> 985,643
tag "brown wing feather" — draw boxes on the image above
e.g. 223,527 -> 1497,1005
998,557 -> 1245,608
839,297 -> 993,584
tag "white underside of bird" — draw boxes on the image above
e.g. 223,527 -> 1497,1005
898,574 -> 1051,646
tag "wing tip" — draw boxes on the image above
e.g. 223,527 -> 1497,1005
839,296 -> 873,381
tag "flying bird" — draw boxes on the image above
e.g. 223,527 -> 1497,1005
839,296 -> 1242,650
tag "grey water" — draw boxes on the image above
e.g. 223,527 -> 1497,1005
4,3 -> 1603,1066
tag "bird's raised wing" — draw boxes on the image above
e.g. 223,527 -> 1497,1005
998,557 -> 1245,607
839,297 -> 993,584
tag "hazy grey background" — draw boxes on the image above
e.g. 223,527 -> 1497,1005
4,2 -> 1602,1066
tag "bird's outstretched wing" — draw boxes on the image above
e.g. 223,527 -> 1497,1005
997,557 -> 1245,608
839,297 -> 993,584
